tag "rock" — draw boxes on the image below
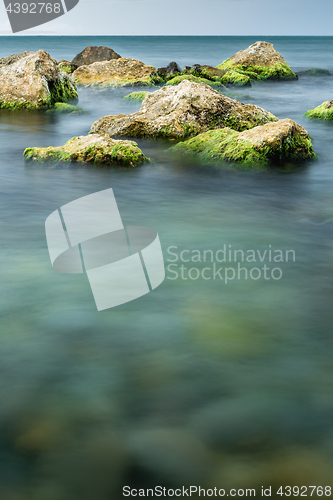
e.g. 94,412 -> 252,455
24,134 -> 150,167
71,46 -> 121,68
123,91 -> 151,101
191,64 -> 227,80
0,50 -> 78,110
305,100 -> 333,120
216,41 -> 297,85
90,79 -> 277,140
58,59 -> 77,74
73,58 -> 157,87
156,61 -> 182,78
171,119 -> 316,165
297,68 -> 331,77
45,103 -> 87,115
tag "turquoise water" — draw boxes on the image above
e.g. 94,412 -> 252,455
1,37 -> 333,499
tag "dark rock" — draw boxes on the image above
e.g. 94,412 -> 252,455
71,46 -> 121,68
156,61 -> 182,77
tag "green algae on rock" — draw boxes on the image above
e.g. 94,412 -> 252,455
0,50 -> 78,110
124,91 -> 151,101
171,119 -> 315,166
90,80 -> 277,140
166,74 -> 224,89
305,100 -> 333,120
45,103 -> 87,115
24,134 -> 149,167
216,42 -> 297,86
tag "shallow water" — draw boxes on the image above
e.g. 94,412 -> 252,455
1,36 -> 333,499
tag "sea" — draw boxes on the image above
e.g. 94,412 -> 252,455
0,36 -> 333,498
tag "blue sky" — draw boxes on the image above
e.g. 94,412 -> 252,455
0,0 -> 332,35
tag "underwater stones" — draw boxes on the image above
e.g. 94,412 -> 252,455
90,80 -> 277,139
45,103 -> 87,115
0,50 -> 78,110
305,100 -> 333,120
124,91 -> 151,101
217,41 -> 297,86
71,46 -> 121,68
24,134 -> 149,167
171,119 -> 316,166
297,68 -> 331,77
73,58 -> 157,87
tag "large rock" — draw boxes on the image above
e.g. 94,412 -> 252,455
171,119 -> 316,166
73,58 -> 157,87
0,50 -> 78,110
216,41 -> 297,86
71,46 -> 121,68
24,134 -> 149,167
90,79 -> 277,139
305,100 -> 333,120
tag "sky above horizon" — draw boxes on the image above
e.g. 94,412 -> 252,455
0,0 -> 332,36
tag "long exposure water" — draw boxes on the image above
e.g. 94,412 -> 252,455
1,36 -> 333,499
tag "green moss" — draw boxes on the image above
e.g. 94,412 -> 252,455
46,103 -> 87,115
216,59 -> 297,86
59,65 -> 72,74
47,77 -> 78,106
123,91 -> 150,101
166,74 -> 225,88
305,101 -> 333,120
171,127 -> 315,166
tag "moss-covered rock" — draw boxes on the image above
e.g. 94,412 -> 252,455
124,91 -> 151,101
305,100 -> 333,120
0,50 -> 78,110
166,74 -> 224,89
171,119 -> 315,166
45,103 -> 87,115
216,41 -> 297,86
58,60 -> 77,74
24,134 -> 149,167
90,79 -> 277,140
297,68 -> 331,77
73,58 -> 158,87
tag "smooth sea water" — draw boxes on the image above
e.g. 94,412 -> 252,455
1,36 -> 333,499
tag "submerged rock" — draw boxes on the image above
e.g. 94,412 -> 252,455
90,80 -> 277,139
216,41 -> 297,86
71,46 -> 121,68
0,50 -> 78,110
124,91 -> 151,101
45,103 -> 87,115
24,134 -> 149,167
297,68 -> 331,77
305,100 -> 333,120
171,119 -> 315,166
73,58 -> 157,87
